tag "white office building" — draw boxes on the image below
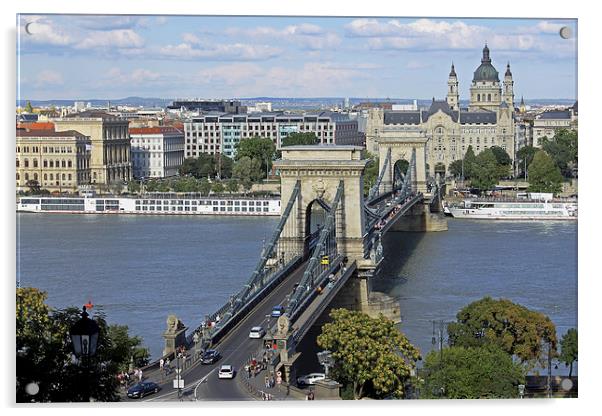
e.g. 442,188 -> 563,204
130,126 -> 185,178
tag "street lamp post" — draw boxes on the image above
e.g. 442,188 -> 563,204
317,350 -> 334,378
518,384 -> 525,399
70,306 -> 100,363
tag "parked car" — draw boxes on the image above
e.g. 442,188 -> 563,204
201,349 -> 221,364
218,364 -> 235,379
271,305 -> 285,317
126,381 -> 161,399
296,373 -> 326,386
249,326 -> 266,339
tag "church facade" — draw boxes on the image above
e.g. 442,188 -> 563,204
366,45 -> 516,177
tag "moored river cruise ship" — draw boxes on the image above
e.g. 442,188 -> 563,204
17,195 -> 281,216
449,195 -> 577,221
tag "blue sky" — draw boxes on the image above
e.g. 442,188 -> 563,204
17,15 -> 577,101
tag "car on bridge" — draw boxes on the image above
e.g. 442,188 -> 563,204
126,381 -> 161,399
249,326 -> 266,339
296,373 -> 326,386
218,364 -> 235,379
201,349 -> 221,364
271,305 -> 285,317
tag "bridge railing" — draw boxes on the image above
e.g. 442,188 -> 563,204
287,180 -> 344,319
368,147 -> 391,201
189,180 -> 304,346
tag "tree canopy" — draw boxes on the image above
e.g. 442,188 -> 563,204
463,146 -> 477,179
559,328 -> 578,377
470,149 -> 502,192
449,159 -> 464,179
232,156 -> 263,191
527,151 -> 564,194
516,145 -> 537,178
490,146 -> 512,167
179,153 -> 233,179
363,152 -> 379,197
540,129 -> 578,178
234,137 -> 276,179
447,296 -> 557,369
317,308 -> 420,400
17,287 -> 149,402
281,132 -> 318,147
423,344 -> 525,399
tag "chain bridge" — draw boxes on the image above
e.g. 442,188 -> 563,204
157,137 -> 448,400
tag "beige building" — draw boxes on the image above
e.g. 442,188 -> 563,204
366,45 -> 515,177
532,102 -> 578,147
53,110 -> 131,186
16,129 -> 91,192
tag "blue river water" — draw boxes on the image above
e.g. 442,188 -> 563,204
16,214 -> 577,374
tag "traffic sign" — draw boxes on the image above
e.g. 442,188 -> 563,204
173,379 -> 185,389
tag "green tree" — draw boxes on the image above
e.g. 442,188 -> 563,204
214,154 -> 233,179
25,101 -> 34,113
199,178 -> 211,196
281,132 -> 318,147
449,159 -> 464,178
317,308 -> 420,400
423,345 -> 525,399
233,156 -> 262,192
127,181 -> 140,194
516,145 -> 537,178
211,181 -> 225,194
540,129 -> 578,177
226,178 -> 239,194
110,182 -> 123,195
490,146 -> 512,167
179,157 -> 200,177
17,287 -> 148,402
558,328 -> 577,377
363,152 -> 379,197
172,177 -> 199,193
447,296 -> 557,369
26,179 -> 41,194
234,137 -> 276,179
463,146 -> 477,179
527,151 -> 563,194
470,149 -> 500,192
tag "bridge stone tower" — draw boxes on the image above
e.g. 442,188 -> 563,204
274,146 -> 368,262
376,128 -> 428,194
376,128 -> 448,232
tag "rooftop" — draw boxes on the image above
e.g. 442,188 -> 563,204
129,126 -> 183,135
16,128 -> 86,138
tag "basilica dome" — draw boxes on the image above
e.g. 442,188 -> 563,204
473,44 -> 499,82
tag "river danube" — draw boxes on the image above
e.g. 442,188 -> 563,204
16,213 -> 577,374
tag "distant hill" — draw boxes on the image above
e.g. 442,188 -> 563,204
17,97 -> 576,109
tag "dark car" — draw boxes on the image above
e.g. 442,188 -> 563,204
201,349 -> 221,364
127,381 -> 160,399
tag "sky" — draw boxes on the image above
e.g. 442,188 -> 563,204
16,15 -> 578,101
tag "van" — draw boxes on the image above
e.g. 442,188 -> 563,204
271,305 -> 285,317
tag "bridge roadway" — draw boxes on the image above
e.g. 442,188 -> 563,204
139,260 -> 309,402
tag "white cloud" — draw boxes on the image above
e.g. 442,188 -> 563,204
74,16 -> 146,31
224,23 -> 341,51
192,61 -> 375,97
35,70 -> 64,86
105,68 -> 161,85
76,29 -> 145,49
21,17 -> 73,46
158,42 -> 281,61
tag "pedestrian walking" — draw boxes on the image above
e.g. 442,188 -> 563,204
138,369 -> 143,382
159,358 -> 164,371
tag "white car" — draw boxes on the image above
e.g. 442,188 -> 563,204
218,364 -> 234,379
249,326 -> 266,339
296,373 -> 326,386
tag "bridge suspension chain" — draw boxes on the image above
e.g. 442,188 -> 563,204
368,147 -> 391,201
287,180 -> 345,318
193,180 -> 303,344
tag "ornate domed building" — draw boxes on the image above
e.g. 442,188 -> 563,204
366,44 -> 517,177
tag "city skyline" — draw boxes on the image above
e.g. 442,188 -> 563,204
17,15 -> 577,101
